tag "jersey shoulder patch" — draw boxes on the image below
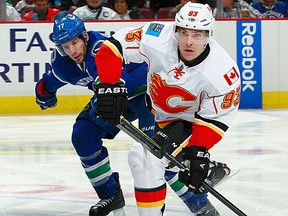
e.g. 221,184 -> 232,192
223,66 -> 240,86
88,31 -> 107,56
145,23 -> 165,37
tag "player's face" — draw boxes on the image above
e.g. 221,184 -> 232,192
61,37 -> 87,64
177,28 -> 208,64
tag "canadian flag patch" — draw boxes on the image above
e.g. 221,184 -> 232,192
223,67 -> 239,86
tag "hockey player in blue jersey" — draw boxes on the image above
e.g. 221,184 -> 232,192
35,14 -> 148,216
35,14 -> 220,216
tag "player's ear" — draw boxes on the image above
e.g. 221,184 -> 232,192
84,31 -> 89,42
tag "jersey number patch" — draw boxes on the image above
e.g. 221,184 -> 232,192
221,86 -> 240,109
125,28 -> 143,42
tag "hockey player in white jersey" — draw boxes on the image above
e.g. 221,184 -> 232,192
92,2 -> 241,215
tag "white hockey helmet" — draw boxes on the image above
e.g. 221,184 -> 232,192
175,2 -> 215,38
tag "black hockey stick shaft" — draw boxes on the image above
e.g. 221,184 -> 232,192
117,116 -> 247,216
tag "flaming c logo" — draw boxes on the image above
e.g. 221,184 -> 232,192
149,74 -> 197,113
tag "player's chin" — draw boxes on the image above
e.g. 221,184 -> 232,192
182,53 -> 195,62
74,56 -> 84,64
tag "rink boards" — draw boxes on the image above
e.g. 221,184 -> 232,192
0,19 -> 288,114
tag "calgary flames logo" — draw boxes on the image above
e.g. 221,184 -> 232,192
149,74 -> 196,113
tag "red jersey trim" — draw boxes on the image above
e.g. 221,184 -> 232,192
135,186 -> 166,202
188,120 -> 224,149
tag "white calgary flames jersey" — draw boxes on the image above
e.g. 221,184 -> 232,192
97,22 -> 241,149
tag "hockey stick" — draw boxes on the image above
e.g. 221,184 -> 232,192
117,116 -> 247,216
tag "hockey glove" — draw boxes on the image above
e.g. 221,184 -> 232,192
93,82 -> 128,126
178,146 -> 210,194
152,121 -> 191,161
35,79 -> 57,110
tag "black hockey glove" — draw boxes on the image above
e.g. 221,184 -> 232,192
178,146 -> 210,194
93,82 -> 128,126
35,79 -> 57,110
151,121 -> 191,161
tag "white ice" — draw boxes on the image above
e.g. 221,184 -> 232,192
0,109 -> 288,216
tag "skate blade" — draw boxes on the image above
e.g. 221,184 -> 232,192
111,208 -> 126,216
213,168 -> 240,188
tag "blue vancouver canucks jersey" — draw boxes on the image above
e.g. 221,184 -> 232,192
42,31 -> 148,97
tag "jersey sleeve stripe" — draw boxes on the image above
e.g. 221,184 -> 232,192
102,40 -> 123,61
195,113 -> 228,132
194,119 -> 225,137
